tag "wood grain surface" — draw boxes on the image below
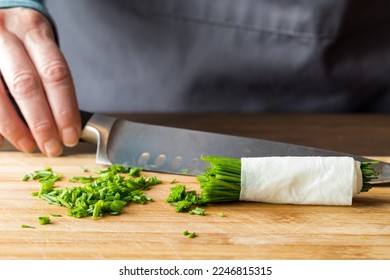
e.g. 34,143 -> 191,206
0,151 -> 389,260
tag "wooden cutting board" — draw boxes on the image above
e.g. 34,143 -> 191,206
0,151 -> 389,260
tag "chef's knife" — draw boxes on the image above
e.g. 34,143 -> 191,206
5,83 -> 390,183
80,111 -> 390,184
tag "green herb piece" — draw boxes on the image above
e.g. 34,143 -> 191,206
170,179 -> 178,184
50,214 -> 62,217
23,167 -> 63,199
218,212 -> 225,217
165,185 -> 187,203
38,216 -> 51,225
175,200 -> 193,213
21,224 -> 35,229
80,166 -> 88,172
69,176 -> 96,183
165,185 -> 205,213
25,165 -> 161,220
23,167 -> 63,183
197,156 -> 380,203
183,230 -> 197,238
188,232 -> 197,238
189,207 -> 205,216
128,167 -> 143,177
129,190 -> 153,204
92,200 -> 105,219
360,161 -> 380,192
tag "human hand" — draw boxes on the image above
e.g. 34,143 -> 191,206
0,7 -> 80,156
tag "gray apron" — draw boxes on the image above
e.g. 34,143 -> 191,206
45,0 -> 390,112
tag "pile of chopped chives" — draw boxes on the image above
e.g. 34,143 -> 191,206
23,165 -> 162,219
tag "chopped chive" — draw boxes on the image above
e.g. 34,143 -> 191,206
21,224 -> 35,229
183,230 -> 197,238
38,216 -> 51,225
165,185 -> 205,213
50,214 -> 62,217
189,207 -> 205,216
188,232 -> 197,238
129,167 -> 142,177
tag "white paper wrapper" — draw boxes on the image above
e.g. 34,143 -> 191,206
240,157 -> 362,205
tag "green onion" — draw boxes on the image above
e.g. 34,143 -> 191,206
197,155 -> 380,203
197,156 -> 241,203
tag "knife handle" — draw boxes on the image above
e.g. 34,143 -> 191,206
80,110 -> 93,128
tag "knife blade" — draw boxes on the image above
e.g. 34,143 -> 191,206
5,84 -> 389,184
80,111 -> 390,184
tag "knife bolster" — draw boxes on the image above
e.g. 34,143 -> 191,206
80,114 -> 116,166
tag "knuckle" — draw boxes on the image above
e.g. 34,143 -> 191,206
40,60 -> 69,84
12,71 -> 40,98
31,120 -> 53,135
18,8 -> 54,43
0,121 -> 19,136
56,109 -> 78,127
58,109 -> 75,119
22,8 -> 47,28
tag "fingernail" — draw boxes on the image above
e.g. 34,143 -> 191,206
43,138 -> 63,157
62,126 -> 79,147
17,137 -> 36,153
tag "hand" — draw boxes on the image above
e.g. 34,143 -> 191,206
0,7 -> 80,156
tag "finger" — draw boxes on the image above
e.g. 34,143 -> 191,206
22,13 -> 81,148
0,31 -> 63,157
0,79 -> 36,153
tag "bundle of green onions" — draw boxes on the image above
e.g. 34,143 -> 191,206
196,155 -> 379,206
197,156 -> 242,203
